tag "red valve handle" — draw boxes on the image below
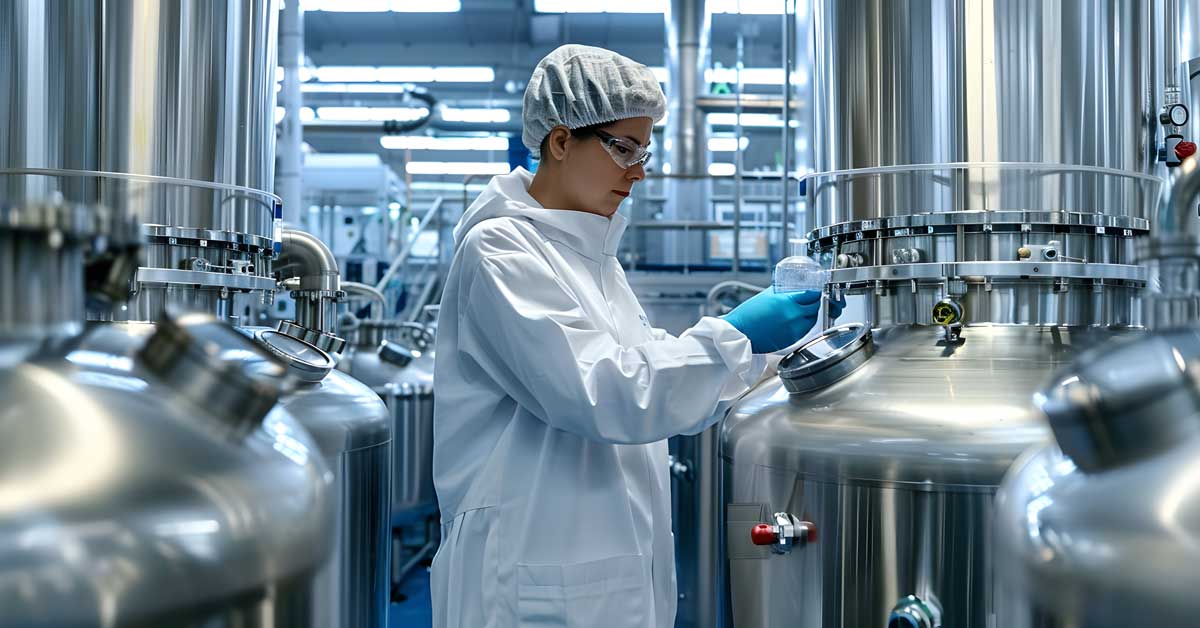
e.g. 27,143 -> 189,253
750,523 -> 777,545
1177,141 -> 1197,160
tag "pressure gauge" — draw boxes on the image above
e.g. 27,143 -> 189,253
1161,103 -> 1190,127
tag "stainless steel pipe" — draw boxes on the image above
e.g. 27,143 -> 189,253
277,228 -> 340,333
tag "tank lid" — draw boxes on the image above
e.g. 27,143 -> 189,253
277,319 -> 347,356
779,323 -> 874,393
378,339 -> 421,368
1037,329 -> 1200,473
138,310 -> 289,432
255,328 -> 335,383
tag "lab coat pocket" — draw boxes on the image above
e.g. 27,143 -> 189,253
516,554 -> 650,628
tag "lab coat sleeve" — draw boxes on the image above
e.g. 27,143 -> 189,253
460,250 -> 766,445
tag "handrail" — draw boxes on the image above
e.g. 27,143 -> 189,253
375,196 -> 443,291
0,167 -> 281,222
406,269 -> 441,324
705,280 -> 765,316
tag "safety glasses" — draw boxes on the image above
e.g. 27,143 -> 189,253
594,129 -> 652,169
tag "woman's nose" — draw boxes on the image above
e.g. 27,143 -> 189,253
625,163 -> 645,182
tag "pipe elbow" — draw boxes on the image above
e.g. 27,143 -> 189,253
1159,156 -> 1200,242
277,228 -> 339,293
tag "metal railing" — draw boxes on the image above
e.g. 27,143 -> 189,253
623,173 -> 805,273
451,171 -> 804,274
374,196 -> 446,319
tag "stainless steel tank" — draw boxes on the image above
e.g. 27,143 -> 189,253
337,318 -> 438,598
252,326 -> 394,627
77,318 -> 393,628
719,2 -> 1167,627
100,0 -> 281,322
0,2 -> 395,624
723,324 -> 1133,627
0,0 -> 282,322
0,200 -> 335,626
339,318 -> 437,520
994,328 -> 1200,628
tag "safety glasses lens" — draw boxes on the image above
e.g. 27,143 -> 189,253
597,132 -> 650,169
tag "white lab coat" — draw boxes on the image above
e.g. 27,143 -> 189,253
430,167 -> 766,627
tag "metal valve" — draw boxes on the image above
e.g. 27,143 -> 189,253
931,298 -> 963,326
891,248 -> 922,264
888,594 -> 943,628
749,512 -> 816,554
835,252 -> 865,269
666,454 -> 692,481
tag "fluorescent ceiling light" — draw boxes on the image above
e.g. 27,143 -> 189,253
410,181 -> 490,192
392,0 -> 460,11
432,67 -> 495,83
441,107 -> 512,123
709,0 -> 806,14
312,65 -> 494,84
534,0 -> 801,13
707,112 -> 799,128
534,0 -> 666,11
302,0 -> 461,11
708,162 -> 737,176
706,67 -> 808,86
381,136 -> 510,151
275,66 -> 315,83
314,66 -> 379,82
376,66 -> 436,83
302,83 -> 419,94
405,162 -> 511,176
275,106 -> 317,124
376,66 -> 494,83
315,106 -> 428,121
708,136 -> 750,152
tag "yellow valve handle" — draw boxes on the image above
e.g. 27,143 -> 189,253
932,302 -> 961,326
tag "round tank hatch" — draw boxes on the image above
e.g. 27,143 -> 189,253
255,329 -> 335,383
779,322 -> 874,393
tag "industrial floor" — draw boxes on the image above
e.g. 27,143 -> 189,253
389,566 -> 433,627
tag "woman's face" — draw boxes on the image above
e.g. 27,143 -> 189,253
558,116 -> 653,217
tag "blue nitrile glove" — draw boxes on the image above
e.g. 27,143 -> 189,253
829,293 -> 846,321
721,287 -> 822,353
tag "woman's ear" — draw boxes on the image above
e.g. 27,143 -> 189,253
546,126 -> 571,161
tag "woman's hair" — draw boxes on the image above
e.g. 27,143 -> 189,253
538,122 -> 610,159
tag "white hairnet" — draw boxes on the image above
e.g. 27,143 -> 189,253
522,44 -> 667,159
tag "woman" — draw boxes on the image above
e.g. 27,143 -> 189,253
431,44 -> 835,627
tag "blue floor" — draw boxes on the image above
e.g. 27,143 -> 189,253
389,564 -> 433,627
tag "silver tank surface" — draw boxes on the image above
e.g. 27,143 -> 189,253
995,329 -> 1200,627
338,319 -> 437,520
263,336 -> 394,628
722,324 -> 1133,627
719,3 -> 1166,627
1,312 -> 334,626
0,0 -> 283,322
78,323 -> 394,628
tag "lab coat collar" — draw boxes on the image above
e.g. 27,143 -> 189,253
455,167 -> 628,261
